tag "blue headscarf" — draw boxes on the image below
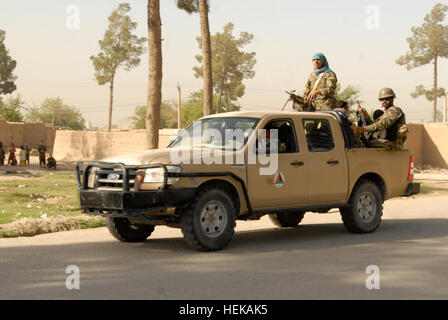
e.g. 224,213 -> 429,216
312,52 -> 333,75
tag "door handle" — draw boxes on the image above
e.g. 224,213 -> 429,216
327,160 -> 339,165
291,161 -> 304,167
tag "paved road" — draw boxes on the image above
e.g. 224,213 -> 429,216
1,194 -> 447,300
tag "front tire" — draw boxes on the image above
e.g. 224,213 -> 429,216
340,179 -> 383,233
269,211 -> 305,228
180,187 -> 236,251
106,217 -> 155,242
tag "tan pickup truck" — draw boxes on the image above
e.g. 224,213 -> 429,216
76,110 -> 419,251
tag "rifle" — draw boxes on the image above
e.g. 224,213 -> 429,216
356,100 -> 373,147
283,90 -> 316,112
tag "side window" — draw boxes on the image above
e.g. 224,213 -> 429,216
261,119 -> 299,153
303,119 -> 335,152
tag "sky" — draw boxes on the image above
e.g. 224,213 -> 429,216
1,0 -> 447,127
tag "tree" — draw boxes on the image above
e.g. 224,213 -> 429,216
177,0 -> 213,116
90,3 -> 146,131
0,95 -> 24,122
146,0 -> 163,149
0,29 -> 17,95
132,101 -> 178,129
194,23 -> 256,113
26,98 -> 86,130
180,90 -> 234,127
396,3 -> 448,122
334,84 -> 363,108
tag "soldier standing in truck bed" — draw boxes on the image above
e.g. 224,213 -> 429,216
353,88 -> 408,150
303,52 -> 338,111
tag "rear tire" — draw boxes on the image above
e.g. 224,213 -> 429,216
340,179 -> 383,233
269,211 -> 305,228
106,217 -> 154,242
180,186 -> 236,251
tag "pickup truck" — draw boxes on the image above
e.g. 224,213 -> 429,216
76,110 -> 419,251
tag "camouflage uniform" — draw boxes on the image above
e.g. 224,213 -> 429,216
303,71 -> 337,110
364,105 -> 407,150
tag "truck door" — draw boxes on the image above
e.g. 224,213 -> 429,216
246,118 -> 309,209
299,117 -> 348,204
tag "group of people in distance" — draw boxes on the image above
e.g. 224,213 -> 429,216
0,140 -> 56,169
300,52 -> 408,150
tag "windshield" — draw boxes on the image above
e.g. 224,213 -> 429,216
168,117 -> 259,151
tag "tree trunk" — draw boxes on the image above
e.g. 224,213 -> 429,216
433,56 -> 437,123
217,88 -> 223,114
198,0 -> 213,116
146,0 -> 163,149
108,75 -> 115,132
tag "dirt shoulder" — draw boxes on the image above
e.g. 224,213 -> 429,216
414,167 -> 448,196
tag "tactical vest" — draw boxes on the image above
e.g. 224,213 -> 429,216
385,115 -> 402,141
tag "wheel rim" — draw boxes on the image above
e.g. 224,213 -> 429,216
356,191 -> 377,223
200,200 -> 227,238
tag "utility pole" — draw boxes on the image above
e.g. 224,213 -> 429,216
444,93 -> 447,124
177,83 -> 182,129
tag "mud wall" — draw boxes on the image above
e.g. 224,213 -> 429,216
53,129 -> 176,161
0,119 -> 56,151
3,118 -> 447,168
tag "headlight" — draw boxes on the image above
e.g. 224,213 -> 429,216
143,166 -> 181,183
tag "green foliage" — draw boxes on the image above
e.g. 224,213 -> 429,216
0,230 -> 19,238
132,102 -> 178,129
396,3 -> 448,121
0,29 -> 17,95
26,98 -> 86,130
90,3 -> 146,85
0,95 -> 25,122
180,90 -> 238,127
176,0 -> 200,13
76,218 -> 106,229
410,85 -> 446,101
194,23 -> 256,112
181,91 -> 205,127
334,84 -> 363,108
396,3 -> 448,70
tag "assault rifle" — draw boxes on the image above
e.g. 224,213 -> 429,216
282,90 -> 316,112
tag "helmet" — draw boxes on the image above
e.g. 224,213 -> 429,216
378,88 -> 396,99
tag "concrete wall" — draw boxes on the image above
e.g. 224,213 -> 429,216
0,119 -> 56,151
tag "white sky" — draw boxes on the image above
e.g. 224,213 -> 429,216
1,0 -> 447,127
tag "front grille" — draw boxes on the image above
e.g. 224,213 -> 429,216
91,168 -> 137,190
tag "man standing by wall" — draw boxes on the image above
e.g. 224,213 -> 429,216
38,140 -> 47,168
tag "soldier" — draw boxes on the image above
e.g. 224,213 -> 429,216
353,88 -> 408,150
303,52 -> 338,111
